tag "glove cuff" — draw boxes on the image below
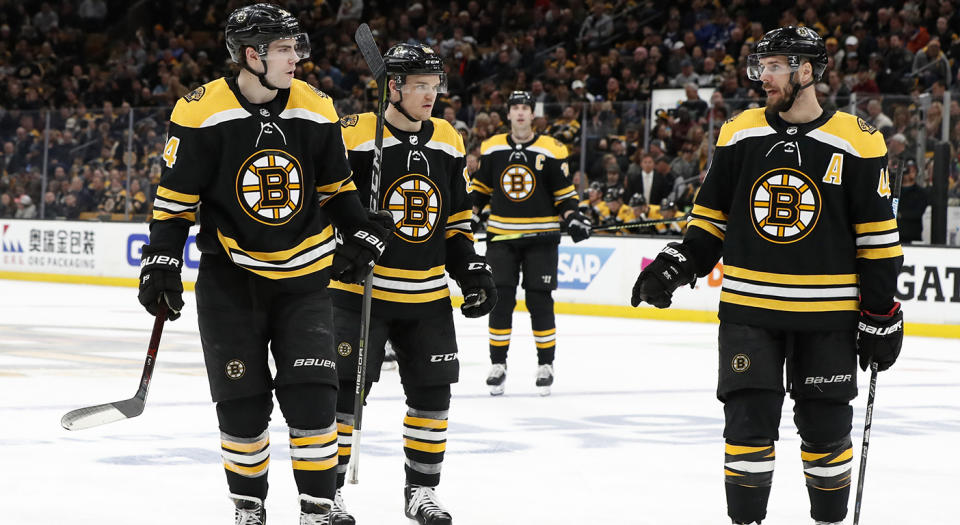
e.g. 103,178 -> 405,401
862,302 -> 901,320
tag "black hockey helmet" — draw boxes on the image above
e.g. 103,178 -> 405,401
384,43 -> 446,90
225,3 -> 310,64
747,26 -> 828,82
605,186 -> 625,202
628,193 -> 647,207
507,90 -> 534,110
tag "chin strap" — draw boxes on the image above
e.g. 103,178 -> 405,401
389,76 -> 424,123
781,70 -> 816,112
241,51 -> 281,91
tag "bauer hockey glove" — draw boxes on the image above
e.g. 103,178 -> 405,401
138,246 -> 184,321
452,254 -> 498,318
564,209 -> 592,243
332,210 -> 394,284
630,242 -> 696,309
857,303 -> 904,371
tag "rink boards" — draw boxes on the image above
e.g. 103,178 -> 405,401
1,219 -> 957,337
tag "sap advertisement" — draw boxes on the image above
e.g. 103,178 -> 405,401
2,220 -> 958,333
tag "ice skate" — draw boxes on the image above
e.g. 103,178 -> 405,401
331,488 -> 355,525
405,484 -> 453,525
230,493 -> 266,525
299,494 -> 334,525
485,363 -> 506,396
535,364 -> 554,396
382,340 -> 398,371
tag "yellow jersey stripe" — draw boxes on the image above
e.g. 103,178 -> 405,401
222,439 -> 269,453
218,227 -> 334,262
688,219 -> 725,240
489,214 -> 560,224
725,444 -> 772,455
816,112 -> 887,158
829,449 -> 854,464
723,265 -> 858,285
337,423 -> 353,433
489,340 -> 510,346
479,134 -> 509,154
489,328 -> 511,335
157,186 -> 200,204
316,175 -> 353,194
448,209 -> 473,222
535,341 -> 556,349
801,451 -> 831,461
329,282 -> 451,302
857,245 -> 903,259
290,432 -> 337,447
291,458 -> 338,471
224,460 -> 270,476
241,254 -> 334,279
721,291 -> 859,312
445,230 -> 475,240
532,328 -> 557,336
403,439 -> 447,453
153,210 -> 196,222
469,179 -> 493,194
375,264 -> 446,279
552,185 -> 576,196
854,219 -> 898,234
692,204 -> 728,222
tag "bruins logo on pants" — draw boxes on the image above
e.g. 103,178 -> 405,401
749,167 -> 821,244
500,164 -> 536,201
236,149 -> 304,225
382,174 -> 442,243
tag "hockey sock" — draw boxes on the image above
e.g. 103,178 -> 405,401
289,422 -> 338,499
724,440 -> 775,524
221,429 -> 271,500
802,437 -> 853,523
526,290 -> 556,364
335,411 -> 354,488
403,408 -> 448,487
488,286 -> 516,363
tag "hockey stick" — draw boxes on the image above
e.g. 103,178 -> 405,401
61,303 -> 168,431
483,214 -> 688,242
852,162 -> 903,525
348,22 -> 387,485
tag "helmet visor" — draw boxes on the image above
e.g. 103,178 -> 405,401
746,54 -> 800,81
396,74 -> 448,95
261,32 -> 311,60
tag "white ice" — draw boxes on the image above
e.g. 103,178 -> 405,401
1,280 -> 957,524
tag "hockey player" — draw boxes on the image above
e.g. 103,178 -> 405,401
470,90 -> 592,396
631,27 -> 903,525
136,5 -> 393,524
330,43 -> 497,525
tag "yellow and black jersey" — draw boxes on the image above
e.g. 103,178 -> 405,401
329,114 -> 475,319
148,77 -> 357,289
683,107 -> 903,330
470,133 -> 579,237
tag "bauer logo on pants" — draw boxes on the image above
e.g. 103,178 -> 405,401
225,359 -> 246,379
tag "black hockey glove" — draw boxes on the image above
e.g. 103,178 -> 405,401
564,210 -> 592,243
630,242 -> 696,309
452,254 -> 498,318
137,247 -> 184,321
332,210 -> 394,284
857,303 -> 904,372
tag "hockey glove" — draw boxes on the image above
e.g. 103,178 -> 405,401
630,242 -> 696,309
564,210 -> 592,243
137,247 -> 184,321
332,210 -> 394,284
471,212 -> 485,233
857,303 -> 904,372
452,254 -> 498,318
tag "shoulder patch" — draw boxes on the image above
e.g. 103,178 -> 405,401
183,86 -> 205,102
552,137 -> 565,149
857,117 -> 878,134
309,84 -> 330,99
340,114 -> 359,128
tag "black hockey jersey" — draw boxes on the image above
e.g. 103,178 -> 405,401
470,133 -> 579,236
329,114 -> 475,318
683,107 -> 903,330
147,77 -> 356,289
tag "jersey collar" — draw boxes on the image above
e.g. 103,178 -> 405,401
226,76 -> 291,119
764,107 -> 835,136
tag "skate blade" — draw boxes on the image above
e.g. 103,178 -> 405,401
381,361 -> 398,371
538,386 -> 551,396
488,384 -> 505,396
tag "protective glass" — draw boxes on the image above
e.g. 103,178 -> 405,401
261,33 -> 311,60
398,74 -> 448,94
746,54 -> 799,81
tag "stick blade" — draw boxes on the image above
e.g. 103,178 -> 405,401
354,23 -> 386,79
61,398 -> 145,431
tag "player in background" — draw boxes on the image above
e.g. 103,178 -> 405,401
470,91 -> 592,396
631,27 -> 903,525
330,43 -> 497,525
136,5 -> 392,524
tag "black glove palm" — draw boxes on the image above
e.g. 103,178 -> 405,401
137,248 -> 184,321
857,304 -> 903,371
332,210 -> 394,284
452,254 -> 498,318
564,210 -> 592,243
630,242 -> 696,308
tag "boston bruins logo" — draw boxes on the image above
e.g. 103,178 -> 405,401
731,354 -> 750,373
382,174 -> 441,243
750,167 -> 821,244
500,164 -> 536,201
236,149 -> 304,225
183,86 -> 205,102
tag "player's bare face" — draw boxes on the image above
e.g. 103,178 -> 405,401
262,38 -> 301,89
399,74 -> 441,121
508,104 -> 533,131
759,56 -> 793,105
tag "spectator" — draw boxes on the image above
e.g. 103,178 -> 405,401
866,99 -> 894,133
14,194 -> 37,219
898,160 -> 929,243
41,191 -> 61,218
579,3 -> 614,50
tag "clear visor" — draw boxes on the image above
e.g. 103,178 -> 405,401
746,54 -> 799,81
262,33 -> 311,60
396,74 -> 448,95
